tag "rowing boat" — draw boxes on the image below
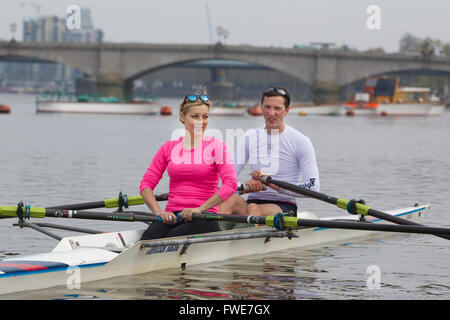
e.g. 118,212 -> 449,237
0,203 -> 429,295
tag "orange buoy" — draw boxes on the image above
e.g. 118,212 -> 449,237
160,105 -> 172,115
0,104 -> 11,114
346,109 -> 355,116
248,105 -> 262,116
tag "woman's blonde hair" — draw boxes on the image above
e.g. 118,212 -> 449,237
179,87 -> 212,115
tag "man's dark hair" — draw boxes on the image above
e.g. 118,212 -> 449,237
261,86 -> 291,108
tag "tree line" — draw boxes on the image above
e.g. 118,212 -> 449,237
399,33 -> 450,57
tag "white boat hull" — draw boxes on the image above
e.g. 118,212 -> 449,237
292,105 -> 344,116
377,103 -> 445,116
36,102 -> 159,115
0,205 -> 429,295
209,106 -> 248,116
343,107 -> 378,116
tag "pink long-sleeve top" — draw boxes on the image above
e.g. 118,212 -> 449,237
140,135 -> 238,214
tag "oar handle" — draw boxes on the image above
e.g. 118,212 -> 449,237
260,176 -> 270,184
237,184 -> 251,194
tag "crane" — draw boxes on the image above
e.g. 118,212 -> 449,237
20,2 -> 41,17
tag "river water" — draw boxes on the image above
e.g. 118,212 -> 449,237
0,92 -> 449,300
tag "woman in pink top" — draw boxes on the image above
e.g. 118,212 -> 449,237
139,93 -> 238,240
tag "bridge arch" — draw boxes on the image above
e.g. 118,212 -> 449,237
338,56 -> 450,87
121,51 -> 316,85
0,53 -> 90,77
124,57 -> 311,83
128,57 -> 314,101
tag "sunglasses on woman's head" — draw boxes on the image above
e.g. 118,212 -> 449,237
184,94 -> 210,103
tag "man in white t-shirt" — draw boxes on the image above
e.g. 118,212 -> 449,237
220,86 -> 320,217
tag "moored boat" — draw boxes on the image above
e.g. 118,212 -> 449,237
290,103 -> 345,116
344,92 -> 378,116
209,101 -> 248,116
36,93 -> 159,115
377,88 -> 445,116
346,76 -> 445,116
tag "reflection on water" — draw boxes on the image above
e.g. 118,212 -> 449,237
7,233 -> 448,300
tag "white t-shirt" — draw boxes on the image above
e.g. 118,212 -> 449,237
234,124 -> 320,204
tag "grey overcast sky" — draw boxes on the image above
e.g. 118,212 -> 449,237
0,0 -> 449,52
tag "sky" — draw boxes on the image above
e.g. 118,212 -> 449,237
0,0 -> 449,53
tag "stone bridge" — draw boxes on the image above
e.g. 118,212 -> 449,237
2,40 -> 450,102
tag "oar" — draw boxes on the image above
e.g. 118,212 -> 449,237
0,205 -> 156,222
260,176 -> 450,241
133,211 -> 450,237
193,212 -> 450,237
41,184 -> 248,211
2,205 -> 449,237
46,192 -> 169,211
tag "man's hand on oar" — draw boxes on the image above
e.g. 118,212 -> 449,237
235,170 -> 269,194
250,170 -> 278,191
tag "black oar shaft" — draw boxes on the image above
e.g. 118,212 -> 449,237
46,193 -> 169,210
266,178 -> 339,206
130,211 -> 450,237
43,208 -> 157,222
33,186 -> 246,212
264,177 -> 450,240
365,208 -> 427,227
46,200 -> 105,210
296,218 -> 450,236
368,207 -> 450,241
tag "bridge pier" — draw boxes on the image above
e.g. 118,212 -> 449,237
312,81 -> 340,104
96,74 -> 128,99
76,74 -> 132,100
208,68 -> 234,100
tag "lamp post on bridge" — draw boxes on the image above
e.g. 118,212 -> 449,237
9,23 -> 18,40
